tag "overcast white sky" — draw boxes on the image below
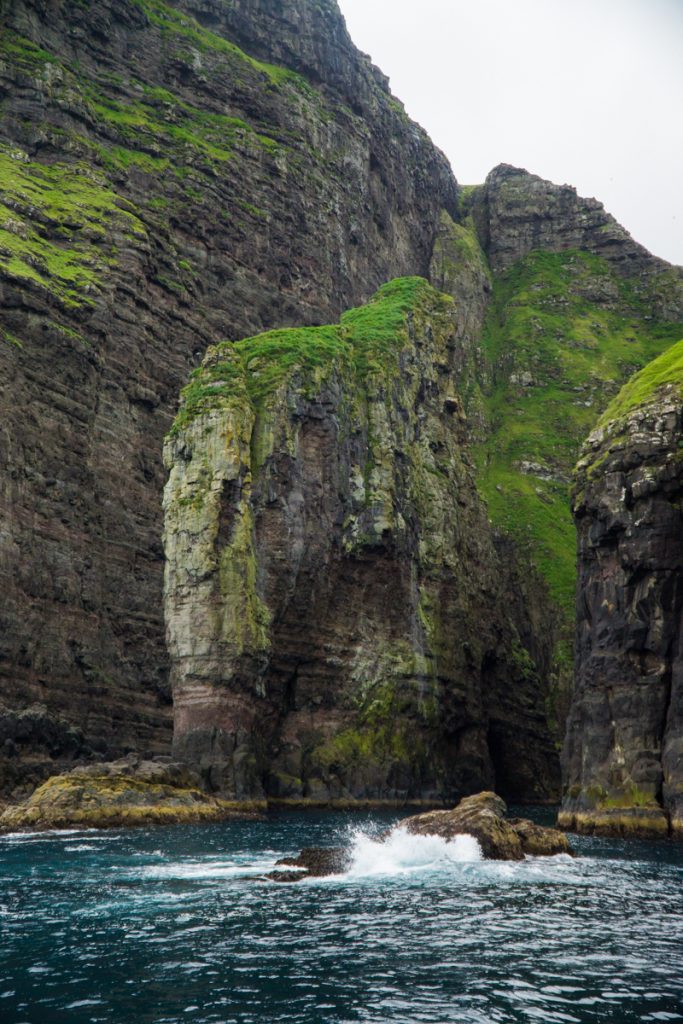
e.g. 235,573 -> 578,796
337,0 -> 683,265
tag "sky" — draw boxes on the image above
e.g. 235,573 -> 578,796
336,0 -> 683,266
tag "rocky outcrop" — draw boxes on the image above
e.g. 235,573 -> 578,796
397,791 -> 573,859
0,756 -> 263,830
468,168 -> 683,744
269,792 -> 573,878
0,0 -> 458,791
560,341 -> 683,837
472,166 -> 683,312
163,277 -> 560,803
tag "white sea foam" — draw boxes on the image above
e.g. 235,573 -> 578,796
343,826 -> 482,878
140,857 -> 276,880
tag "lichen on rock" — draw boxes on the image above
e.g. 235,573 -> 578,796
560,341 -> 683,838
0,757 -> 263,830
164,278 -> 559,803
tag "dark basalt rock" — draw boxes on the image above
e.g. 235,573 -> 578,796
272,847 -> 350,880
0,0 -> 458,789
560,370 -> 683,839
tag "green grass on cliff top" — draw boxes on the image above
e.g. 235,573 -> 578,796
596,337 -> 683,428
169,277 -> 443,435
474,249 -> 683,619
0,146 -> 145,305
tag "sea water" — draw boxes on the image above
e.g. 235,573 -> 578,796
1,809 -> 681,1023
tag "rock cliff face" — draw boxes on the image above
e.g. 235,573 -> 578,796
163,278 -> 560,803
473,165 -> 683,305
0,0 -> 457,793
468,166 -> 683,734
560,341 -> 683,837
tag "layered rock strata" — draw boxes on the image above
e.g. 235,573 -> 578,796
163,278 -> 560,803
472,165 -> 683,308
560,340 -> 683,837
0,0 -> 457,791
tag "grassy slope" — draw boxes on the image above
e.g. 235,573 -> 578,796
0,5 -> 307,309
596,336 -> 683,427
473,250 -> 683,626
169,276 -> 443,433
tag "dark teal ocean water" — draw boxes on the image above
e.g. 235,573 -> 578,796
1,809 -> 682,1024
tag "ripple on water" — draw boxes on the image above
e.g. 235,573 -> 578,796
0,813 -> 682,1023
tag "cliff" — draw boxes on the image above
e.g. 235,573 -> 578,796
163,278 -> 560,803
0,0 -> 457,794
559,341 -> 683,837
467,166 -> 683,729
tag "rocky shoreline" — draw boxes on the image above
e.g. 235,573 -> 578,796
0,758 -> 264,831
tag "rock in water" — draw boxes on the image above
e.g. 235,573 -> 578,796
395,792 -> 523,860
275,848 -> 352,877
395,792 -> 573,860
507,818 -> 574,856
272,793 -> 573,877
0,758 -> 263,830
560,342 -> 683,839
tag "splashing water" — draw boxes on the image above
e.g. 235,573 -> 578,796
344,825 -> 482,878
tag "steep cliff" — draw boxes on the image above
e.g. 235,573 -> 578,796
163,278 -> 560,803
559,341 -> 683,837
0,0 -> 457,793
467,166 -> 683,728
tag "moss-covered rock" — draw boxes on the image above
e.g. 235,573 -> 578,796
560,346 -> 683,839
467,168 -> 683,737
164,278 -> 560,803
0,758 -> 264,830
0,0 -> 459,787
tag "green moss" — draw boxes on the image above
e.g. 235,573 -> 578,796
595,337 -> 683,428
2,329 -> 23,348
129,0 -> 303,87
0,148 -> 145,305
0,773 -> 265,829
474,249 -> 683,617
169,277 -> 440,436
0,31 -> 55,67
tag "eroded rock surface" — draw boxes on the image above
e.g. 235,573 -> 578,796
560,342 -> 683,837
0,756 -> 263,830
164,278 -> 560,803
0,0 -> 458,790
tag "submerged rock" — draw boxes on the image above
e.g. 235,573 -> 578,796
0,758 -> 264,831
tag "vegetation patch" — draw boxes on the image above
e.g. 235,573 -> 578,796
473,249 -> 683,617
0,147 -> 144,305
595,337 -> 683,429
169,277 -> 442,435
